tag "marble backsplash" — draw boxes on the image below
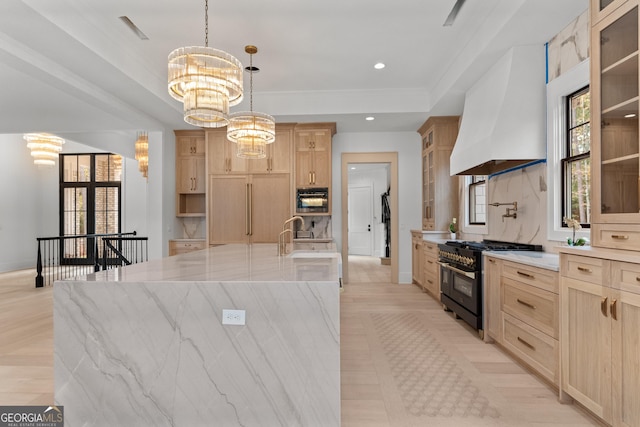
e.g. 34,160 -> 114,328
463,162 -> 551,249
295,216 -> 332,239
547,9 -> 589,82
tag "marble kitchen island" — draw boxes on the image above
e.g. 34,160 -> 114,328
54,244 -> 340,427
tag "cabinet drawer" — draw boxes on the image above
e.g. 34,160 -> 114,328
592,224 -> 640,251
502,278 -> 558,339
561,254 -> 605,285
169,240 -> 206,255
612,261 -> 640,295
423,241 -> 438,254
502,261 -> 558,293
502,313 -> 558,385
423,255 -> 438,275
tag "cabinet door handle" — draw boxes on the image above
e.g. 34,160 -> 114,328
245,183 -> 250,235
488,259 -> 496,264
427,260 -> 434,265
577,266 -> 592,273
611,234 -> 629,240
636,276 -> 640,282
516,298 -> 536,310
248,183 -> 253,236
517,271 -> 534,279
611,299 -> 617,320
601,297 -> 608,317
517,336 -> 535,350
415,243 -> 419,249
426,279 -> 433,285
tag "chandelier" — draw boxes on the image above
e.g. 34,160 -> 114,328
23,133 -> 65,166
168,0 -> 243,128
135,131 -> 148,178
227,45 -> 275,159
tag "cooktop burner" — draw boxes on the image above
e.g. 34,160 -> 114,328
445,240 -> 543,252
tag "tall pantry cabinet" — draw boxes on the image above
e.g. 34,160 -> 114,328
418,116 -> 459,231
559,2 -> 640,427
206,125 -> 294,245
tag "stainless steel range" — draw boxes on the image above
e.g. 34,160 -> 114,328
437,240 -> 542,337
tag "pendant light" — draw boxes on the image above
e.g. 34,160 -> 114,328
227,45 -> 275,159
168,0 -> 243,128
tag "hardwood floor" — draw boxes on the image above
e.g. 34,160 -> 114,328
0,260 -> 601,426
342,256 -> 601,427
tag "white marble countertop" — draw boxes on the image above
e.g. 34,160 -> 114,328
74,243 -> 341,283
483,251 -> 560,271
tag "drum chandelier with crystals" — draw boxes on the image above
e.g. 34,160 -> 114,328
168,0 -> 243,128
227,45 -> 276,159
23,133 -> 65,166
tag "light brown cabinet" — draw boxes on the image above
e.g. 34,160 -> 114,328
208,174 -> 290,244
483,255 -> 559,386
411,231 -> 423,287
175,130 -> 206,217
418,116 -> 459,231
422,240 -> 439,300
501,261 -> 559,385
169,239 -> 206,256
207,130 -> 248,174
591,0 -> 640,251
560,252 -> 640,427
484,256 -> 503,343
591,0 -> 630,25
250,124 -> 294,174
295,124 -> 335,188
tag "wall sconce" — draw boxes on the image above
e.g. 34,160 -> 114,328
134,131 -> 148,178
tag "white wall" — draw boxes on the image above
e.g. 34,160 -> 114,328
332,131 -> 422,284
0,134 -> 156,273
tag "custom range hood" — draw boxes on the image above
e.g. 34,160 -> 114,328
450,45 -> 546,176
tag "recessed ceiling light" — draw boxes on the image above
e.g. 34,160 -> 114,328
365,116 -> 375,121
625,113 -> 636,118
350,166 -> 356,170
374,62 -> 385,70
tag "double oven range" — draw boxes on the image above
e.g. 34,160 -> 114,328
437,240 -> 542,336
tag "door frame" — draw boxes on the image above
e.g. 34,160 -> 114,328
341,152 -> 398,284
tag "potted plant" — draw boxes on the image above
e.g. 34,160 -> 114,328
563,216 -> 586,246
449,218 -> 457,240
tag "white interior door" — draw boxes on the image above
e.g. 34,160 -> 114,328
348,185 -> 373,255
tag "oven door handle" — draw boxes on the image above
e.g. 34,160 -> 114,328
438,262 -> 476,280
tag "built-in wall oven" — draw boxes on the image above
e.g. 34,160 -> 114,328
296,188 -> 329,214
438,240 -> 542,337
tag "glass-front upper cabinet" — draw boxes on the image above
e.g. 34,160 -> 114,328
591,1 -> 640,249
591,0 -> 630,24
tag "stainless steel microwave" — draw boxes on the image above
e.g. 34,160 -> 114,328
296,188 -> 329,213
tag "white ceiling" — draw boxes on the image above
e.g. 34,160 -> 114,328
0,0 -> 588,154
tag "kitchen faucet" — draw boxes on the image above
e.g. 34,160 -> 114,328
489,201 -> 518,220
278,216 -> 305,255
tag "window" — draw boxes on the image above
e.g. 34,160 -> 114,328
546,59 -> 590,243
469,175 -> 486,225
562,87 -> 591,226
60,153 -> 122,263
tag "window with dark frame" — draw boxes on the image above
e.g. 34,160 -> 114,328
60,153 -> 122,264
469,175 -> 486,225
562,86 -> 591,227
